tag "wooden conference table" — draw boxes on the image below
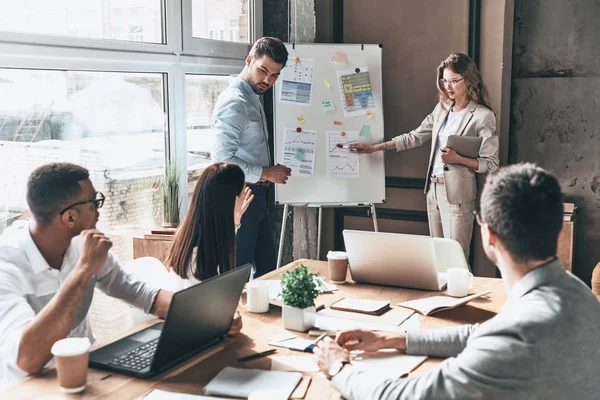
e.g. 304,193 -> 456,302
2,259 -> 506,399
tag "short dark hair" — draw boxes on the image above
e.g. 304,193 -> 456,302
27,163 -> 90,224
480,163 -> 564,262
249,37 -> 288,66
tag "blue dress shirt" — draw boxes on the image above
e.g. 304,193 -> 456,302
211,77 -> 271,183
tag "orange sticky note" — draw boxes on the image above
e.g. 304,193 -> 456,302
333,121 -> 343,126
366,109 -> 373,119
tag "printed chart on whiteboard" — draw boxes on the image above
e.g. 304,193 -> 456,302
281,127 -> 317,177
326,131 -> 360,178
337,67 -> 375,117
279,58 -> 315,106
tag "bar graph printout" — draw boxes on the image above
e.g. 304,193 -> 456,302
281,127 -> 317,177
326,130 -> 360,178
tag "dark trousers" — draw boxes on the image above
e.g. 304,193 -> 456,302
235,185 -> 276,278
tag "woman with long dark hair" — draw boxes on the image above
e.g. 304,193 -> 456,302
351,53 -> 499,262
166,162 -> 253,335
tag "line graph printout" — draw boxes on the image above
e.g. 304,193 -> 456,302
337,67 -> 375,117
326,130 -> 360,178
281,127 -> 317,177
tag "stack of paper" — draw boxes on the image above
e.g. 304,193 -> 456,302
204,367 -> 302,399
350,349 -> 427,378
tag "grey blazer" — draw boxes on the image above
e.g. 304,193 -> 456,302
333,258 -> 600,399
392,101 -> 499,204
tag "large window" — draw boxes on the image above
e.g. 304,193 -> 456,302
191,0 -> 249,43
0,69 -> 166,262
0,0 -> 261,343
185,74 -> 230,194
0,0 -> 164,44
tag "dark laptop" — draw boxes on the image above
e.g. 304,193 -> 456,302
89,263 -> 251,378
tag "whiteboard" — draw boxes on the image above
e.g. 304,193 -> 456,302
273,44 -> 385,206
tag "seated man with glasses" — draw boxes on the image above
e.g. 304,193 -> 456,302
314,163 -> 600,399
0,163 -> 174,385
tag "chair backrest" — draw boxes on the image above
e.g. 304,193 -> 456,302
591,262 -> 600,301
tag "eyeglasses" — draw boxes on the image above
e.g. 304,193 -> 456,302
472,209 -> 483,226
60,192 -> 105,215
439,78 -> 464,87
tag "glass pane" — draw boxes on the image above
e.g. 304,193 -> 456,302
0,68 -> 167,265
0,0 -> 164,44
192,0 -> 250,43
185,74 -> 230,194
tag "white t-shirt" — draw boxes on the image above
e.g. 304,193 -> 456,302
431,109 -> 466,177
0,222 -> 159,385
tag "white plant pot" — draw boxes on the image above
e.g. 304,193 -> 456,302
282,305 -> 316,332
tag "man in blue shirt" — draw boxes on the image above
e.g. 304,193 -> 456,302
212,37 -> 291,277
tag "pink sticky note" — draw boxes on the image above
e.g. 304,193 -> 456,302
331,51 -> 347,65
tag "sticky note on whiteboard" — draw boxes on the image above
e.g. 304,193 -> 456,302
321,98 -> 336,112
324,79 -> 331,88
297,115 -> 305,124
331,51 -> 347,65
360,125 -> 371,138
366,109 -> 374,119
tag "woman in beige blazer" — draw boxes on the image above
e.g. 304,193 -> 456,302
351,53 -> 499,262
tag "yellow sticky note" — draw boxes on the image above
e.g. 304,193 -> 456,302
297,115 -> 305,124
324,79 -> 331,88
366,109 -> 374,119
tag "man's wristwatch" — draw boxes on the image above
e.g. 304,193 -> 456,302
328,360 -> 351,378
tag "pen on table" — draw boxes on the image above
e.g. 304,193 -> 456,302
237,348 -> 277,362
305,332 -> 328,352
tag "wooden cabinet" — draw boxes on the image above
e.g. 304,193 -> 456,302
132,234 -> 174,265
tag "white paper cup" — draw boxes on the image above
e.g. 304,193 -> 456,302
51,337 -> 91,393
327,251 -> 349,284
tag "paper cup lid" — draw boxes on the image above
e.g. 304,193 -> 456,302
51,337 -> 91,357
327,251 -> 348,260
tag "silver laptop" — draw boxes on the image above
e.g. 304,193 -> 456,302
342,230 -> 469,291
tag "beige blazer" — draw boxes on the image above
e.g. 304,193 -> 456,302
392,101 -> 499,204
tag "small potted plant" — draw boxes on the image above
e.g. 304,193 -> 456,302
280,264 -> 320,331
162,162 -> 180,228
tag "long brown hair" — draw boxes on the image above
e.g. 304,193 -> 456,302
167,163 -> 245,281
436,53 -> 492,111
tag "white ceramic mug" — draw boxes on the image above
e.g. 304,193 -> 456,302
239,281 -> 270,313
447,268 -> 474,297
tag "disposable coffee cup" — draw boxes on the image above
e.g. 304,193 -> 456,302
327,251 -> 349,284
51,337 -> 91,393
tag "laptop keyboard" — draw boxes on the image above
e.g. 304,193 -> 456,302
109,338 -> 158,371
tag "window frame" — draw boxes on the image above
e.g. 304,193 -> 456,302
0,0 -> 261,217
0,0 -> 174,53
181,0 -> 261,58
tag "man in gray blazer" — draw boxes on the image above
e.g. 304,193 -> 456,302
314,163 -> 600,399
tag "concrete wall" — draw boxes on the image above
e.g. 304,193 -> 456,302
511,0 -> 600,283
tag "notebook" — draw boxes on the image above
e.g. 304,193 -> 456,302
329,298 -> 391,315
445,135 -> 483,159
204,367 -> 302,398
398,291 -> 491,316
